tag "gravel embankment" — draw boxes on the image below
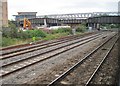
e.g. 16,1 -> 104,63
2,32 -> 115,84
2,33 -> 101,66
41,32 -> 117,85
90,38 -> 119,85
2,32 -> 97,55
23,32 -> 116,84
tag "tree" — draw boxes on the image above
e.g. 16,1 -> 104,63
8,20 -> 16,29
76,23 -> 87,32
2,20 -> 18,38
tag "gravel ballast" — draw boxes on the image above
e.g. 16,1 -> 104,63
1,32 -> 116,85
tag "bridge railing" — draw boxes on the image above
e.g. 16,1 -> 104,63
36,12 -> 119,19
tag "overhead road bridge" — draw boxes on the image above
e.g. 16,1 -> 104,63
19,18 -> 61,27
19,12 -> 119,28
37,12 -> 118,19
87,16 -> 120,24
87,15 -> 120,29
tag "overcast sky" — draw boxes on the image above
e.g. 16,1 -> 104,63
8,0 -> 119,20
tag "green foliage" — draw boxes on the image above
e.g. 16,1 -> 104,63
24,30 -> 47,38
43,33 -> 69,40
2,27 -> 47,39
1,21 -> 87,47
2,37 -> 15,47
2,21 -> 18,38
17,30 -> 29,39
76,24 -> 87,32
14,29 -> 47,39
44,15 -> 48,18
101,24 -> 120,29
2,28 -> 19,38
52,28 -> 72,34
117,24 -> 120,28
2,27 -> 11,37
1,37 -> 31,47
8,20 -> 16,29
2,37 -> 20,47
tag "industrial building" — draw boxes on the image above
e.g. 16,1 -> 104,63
13,12 -> 37,21
17,12 -> 119,29
13,12 -> 37,27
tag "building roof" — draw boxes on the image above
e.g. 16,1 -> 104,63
18,12 -> 37,13
17,12 -> 37,15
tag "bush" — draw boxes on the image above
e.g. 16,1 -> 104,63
2,20 -> 19,38
43,33 -> 69,40
2,37 -> 17,47
76,24 -> 86,32
2,28 -> 47,39
2,27 -> 19,38
16,29 -> 47,39
2,21 -> 47,39
1,37 -> 29,47
52,28 -> 72,34
24,29 -> 47,38
2,27 -> 11,37
17,30 -> 29,39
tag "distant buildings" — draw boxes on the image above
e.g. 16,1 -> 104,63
118,1 -> 120,13
13,12 -> 37,21
13,12 -> 37,27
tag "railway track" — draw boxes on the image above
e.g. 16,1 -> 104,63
1,33 -> 81,51
0,33 -> 106,77
1,32 -> 97,59
47,33 -> 118,86
1,34 -> 82,55
85,37 -> 118,86
1,33 -> 103,66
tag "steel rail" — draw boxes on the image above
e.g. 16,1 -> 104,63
85,37 -> 119,86
47,33 -> 117,86
1,33 -> 81,51
1,34 -> 81,56
0,34 -> 103,77
1,33 -> 101,60
1,34 -> 102,68
1,34 -> 103,67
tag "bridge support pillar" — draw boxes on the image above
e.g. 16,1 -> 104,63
93,23 -> 100,30
88,23 -> 94,29
96,23 -> 100,29
88,23 -> 93,31
93,23 -> 96,29
88,23 -> 101,30
44,18 -> 47,27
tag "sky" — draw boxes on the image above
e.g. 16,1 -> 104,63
8,0 -> 119,20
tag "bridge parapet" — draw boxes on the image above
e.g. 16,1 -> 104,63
37,12 -> 118,19
87,16 -> 120,24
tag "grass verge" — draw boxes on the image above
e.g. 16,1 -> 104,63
1,32 -> 82,48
